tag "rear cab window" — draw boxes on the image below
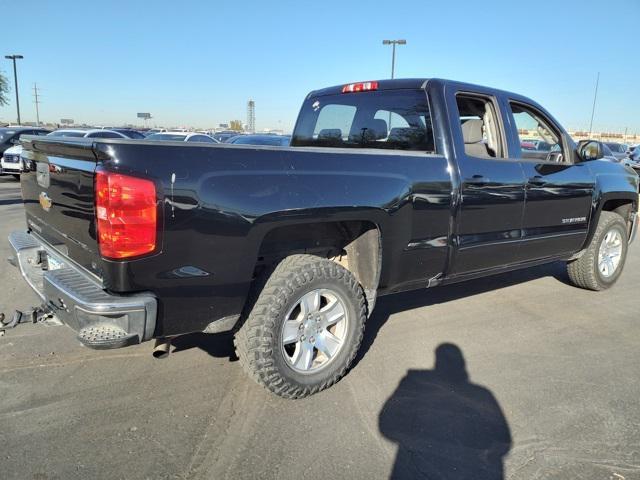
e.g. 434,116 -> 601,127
291,89 -> 435,152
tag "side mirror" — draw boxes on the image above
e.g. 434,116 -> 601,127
577,140 -> 603,162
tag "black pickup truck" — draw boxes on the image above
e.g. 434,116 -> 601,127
8,78 -> 638,398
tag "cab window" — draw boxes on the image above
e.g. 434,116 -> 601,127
455,94 -> 505,158
292,89 -> 435,152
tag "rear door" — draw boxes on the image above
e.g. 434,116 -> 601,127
20,136 -> 101,276
447,88 -> 526,275
502,100 -> 594,261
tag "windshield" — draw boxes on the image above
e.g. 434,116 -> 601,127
602,143 -> 615,157
0,130 -> 16,142
47,130 -> 87,138
146,133 -> 187,142
291,89 -> 435,151
232,136 -> 290,146
115,130 -> 146,139
605,143 -> 624,153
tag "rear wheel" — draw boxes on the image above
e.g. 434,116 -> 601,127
234,254 -> 367,399
567,211 -> 629,291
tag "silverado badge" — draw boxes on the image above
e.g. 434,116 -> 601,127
39,192 -> 52,212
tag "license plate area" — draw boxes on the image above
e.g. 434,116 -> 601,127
38,249 -> 65,271
47,255 -> 65,271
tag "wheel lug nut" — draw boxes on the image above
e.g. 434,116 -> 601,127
310,336 -> 315,343
301,335 -> 306,341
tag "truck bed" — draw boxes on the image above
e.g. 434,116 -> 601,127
20,136 -> 453,336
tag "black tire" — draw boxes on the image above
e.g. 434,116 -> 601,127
234,254 -> 367,399
567,211 -> 629,291
12,174 -> 20,180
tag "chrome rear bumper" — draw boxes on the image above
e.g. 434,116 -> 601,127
8,230 -> 157,348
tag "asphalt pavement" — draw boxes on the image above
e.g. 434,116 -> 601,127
1,175 -> 638,480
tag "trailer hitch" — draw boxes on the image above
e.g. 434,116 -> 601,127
0,306 -> 56,336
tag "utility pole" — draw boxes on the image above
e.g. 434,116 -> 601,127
588,71 -> 600,138
33,83 -> 41,126
4,54 -> 24,125
382,39 -> 406,79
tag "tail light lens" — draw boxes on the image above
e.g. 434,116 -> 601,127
95,170 -> 157,259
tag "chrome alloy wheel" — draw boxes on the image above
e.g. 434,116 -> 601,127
281,289 -> 349,373
598,228 -> 623,278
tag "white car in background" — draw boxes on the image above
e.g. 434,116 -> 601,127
47,128 -> 145,139
145,131 -> 220,143
1,144 -> 25,179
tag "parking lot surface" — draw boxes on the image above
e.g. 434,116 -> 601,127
1,175 -> 639,480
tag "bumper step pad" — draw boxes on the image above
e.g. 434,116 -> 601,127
77,325 -> 138,349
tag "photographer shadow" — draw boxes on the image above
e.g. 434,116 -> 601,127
379,343 -> 511,480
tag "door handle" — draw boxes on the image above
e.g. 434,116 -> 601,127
467,174 -> 489,185
528,175 -> 547,186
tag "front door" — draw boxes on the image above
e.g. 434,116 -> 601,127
504,101 -> 594,261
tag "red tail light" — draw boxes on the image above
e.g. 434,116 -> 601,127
95,170 -> 157,259
342,81 -> 379,93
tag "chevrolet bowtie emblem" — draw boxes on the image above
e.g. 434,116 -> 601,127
39,191 -> 52,212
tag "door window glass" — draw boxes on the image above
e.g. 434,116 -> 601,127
510,103 -> 564,161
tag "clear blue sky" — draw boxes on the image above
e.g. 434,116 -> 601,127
1,0 -> 638,133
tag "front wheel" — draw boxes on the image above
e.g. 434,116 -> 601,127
567,211 -> 629,291
234,254 -> 367,399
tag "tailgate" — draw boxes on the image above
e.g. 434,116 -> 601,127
20,136 -> 101,277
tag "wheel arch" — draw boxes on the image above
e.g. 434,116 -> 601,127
584,191 -> 638,249
252,219 -> 383,314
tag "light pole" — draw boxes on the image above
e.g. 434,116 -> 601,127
382,39 -> 406,79
5,54 -> 24,125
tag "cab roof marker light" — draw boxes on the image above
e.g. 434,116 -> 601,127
342,81 -> 379,93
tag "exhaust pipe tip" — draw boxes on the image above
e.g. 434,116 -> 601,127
152,337 -> 172,359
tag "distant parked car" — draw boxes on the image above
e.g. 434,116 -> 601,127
0,127 -> 51,178
110,128 -> 146,139
213,131 -> 244,143
144,128 -> 167,136
533,140 -> 552,151
0,126 -> 50,156
579,140 -> 640,175
145,132 -> 220,143
1,145 -> 26,179
48,129 -> 143,139
227,134 -> 291,146
604,142 -> 629,161
627,145 -> 639,163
